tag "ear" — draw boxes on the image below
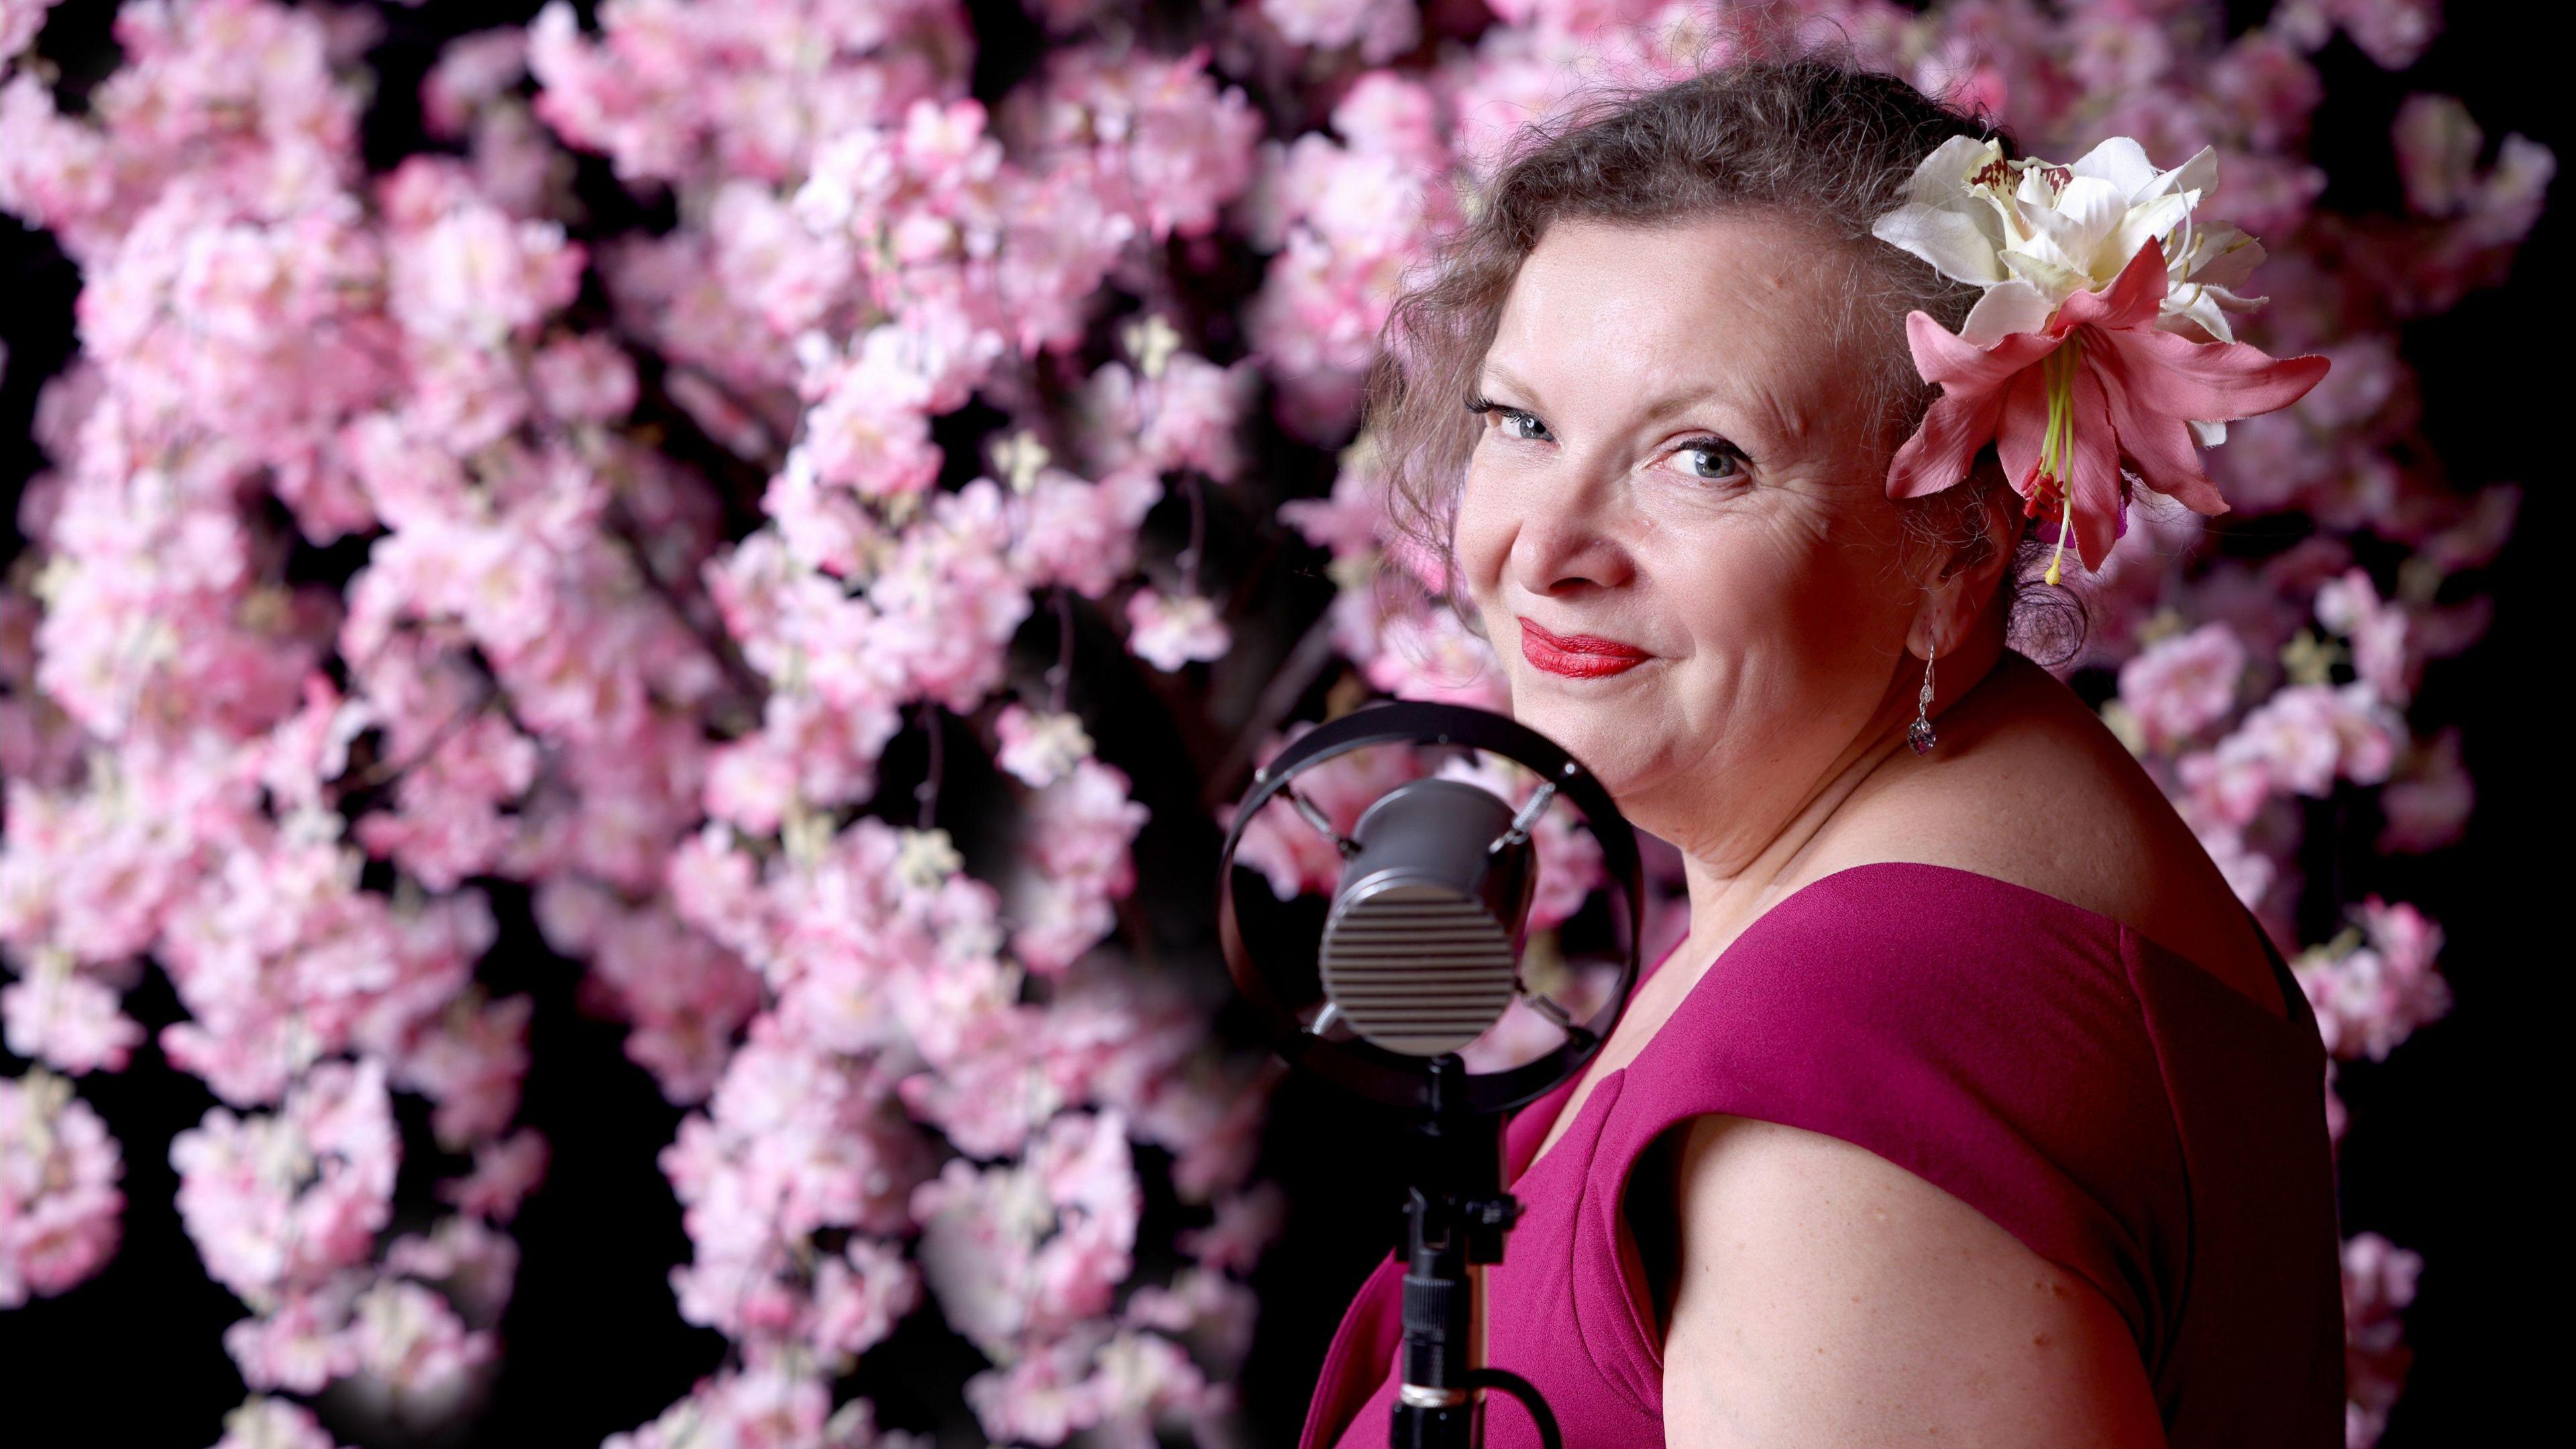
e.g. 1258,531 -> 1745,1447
1904,457 -> 2020,660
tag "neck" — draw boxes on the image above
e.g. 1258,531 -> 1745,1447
1666,600 -> 2011,965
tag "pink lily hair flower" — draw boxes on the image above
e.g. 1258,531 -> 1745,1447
1876,139 -> 2331,582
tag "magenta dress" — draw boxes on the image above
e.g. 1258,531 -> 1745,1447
1301,862 -> 2344,1449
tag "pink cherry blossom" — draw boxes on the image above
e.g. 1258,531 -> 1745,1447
2315,568 -> 2413,703
2278,0 -> 2440,72
2295,899 -> 2451,1063
538,883 -> 760,1104
0,1070 -> 124,1307
1013,465 -> 1164,600
343,1276 -> 498,1409
1000,46 -> 1262,246
384,183 -> 584,350
1245,131 -> 1444,441
960,1330 -> 1102,1445
1330,72 -> 1444,169
421,29 -> 530,141
1364,604 -> 1509,712
2226,684 -> 2347,798
701,702 -> 873,840
172,1058 -> 398,1307
1125,589 -> 1230,672
1083,1326 -> 1221,1448
436,1130 -> 550,1225
1127,1264 -> 1260,1379
798,361 -> 946,502
223,1279 -> 366,1393
2325,682 -> 2405,785
1177,1183 -> 1287,1278
385,1217 -> 519,1330
387,991 -> 531,1150
528,334 -> 639,423
2116,623 -> 2247,749
996,705 -> 1096,788
1278,439 -> 1393,561
2,947 -> 144,1074
913,1110 -> 1140,1360
2192,820 -> 2280,912
2377,727 -> 2471,854
868,482 -> 1037,708
352,711 -> 540,892
603,1364 -> 922,1449
0,0 -> 56,67
658,1020 -> 937,1352
2341,1230 -> 2422,1448
154,815 -> 494,1107
1262,0 -> 1421,64
964,1321 -> 1216,1449
209,1397 -> 347,1449
1131,354 -> 1256,485
1006,759 -> 1148,974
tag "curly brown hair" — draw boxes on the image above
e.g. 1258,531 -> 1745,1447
1366,52 -> 2079,656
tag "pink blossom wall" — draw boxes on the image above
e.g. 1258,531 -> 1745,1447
0,1 -> 2551,1446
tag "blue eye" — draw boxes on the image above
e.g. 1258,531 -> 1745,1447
1467,396 -> 1552,443
1672,437 -> 1748,482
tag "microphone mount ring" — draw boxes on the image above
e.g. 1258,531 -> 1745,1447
1283,783 -> 1364,859
1218,700 -> 1646,1118
1488,778 -> 1558,855
1516,981 -> 1578,1034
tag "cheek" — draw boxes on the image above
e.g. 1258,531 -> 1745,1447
1450,463 -> 1514,596
1656,503 -> 1903,688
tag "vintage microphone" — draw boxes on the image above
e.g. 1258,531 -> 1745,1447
1217,701 -> 1645,1449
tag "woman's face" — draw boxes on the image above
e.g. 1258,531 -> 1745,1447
1453,214 -> 1925,853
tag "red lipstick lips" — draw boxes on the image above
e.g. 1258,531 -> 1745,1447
1517,617 -> 1649,679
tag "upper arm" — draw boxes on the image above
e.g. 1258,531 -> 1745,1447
1656,1114 -> 2166,1449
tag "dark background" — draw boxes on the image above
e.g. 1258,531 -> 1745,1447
1,1 -> 2558,1444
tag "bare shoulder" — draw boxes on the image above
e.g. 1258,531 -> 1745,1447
1813,651 -> 2284,1016
1659,1115 -> 2165,1448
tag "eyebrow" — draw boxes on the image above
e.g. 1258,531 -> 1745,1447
1476,361 -> 1730,426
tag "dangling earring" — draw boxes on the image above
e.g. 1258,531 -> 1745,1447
1909,646 -> 1939,755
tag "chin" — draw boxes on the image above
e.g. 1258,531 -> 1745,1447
1504,685 -> 1667,798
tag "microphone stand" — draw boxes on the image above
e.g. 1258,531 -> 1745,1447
1211,701 -> 1641,1449
1392,1056 -> 1562,1449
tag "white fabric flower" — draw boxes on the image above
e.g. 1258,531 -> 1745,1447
1872,135 -> 2266,347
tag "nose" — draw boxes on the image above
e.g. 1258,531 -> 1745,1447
1505,475 -> 1635,600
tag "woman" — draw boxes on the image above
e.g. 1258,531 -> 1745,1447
1298,58 -> 2343,1449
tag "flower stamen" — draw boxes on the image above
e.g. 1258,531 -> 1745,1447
2033,333 -> 2084,587
2045,492 -> 2074,587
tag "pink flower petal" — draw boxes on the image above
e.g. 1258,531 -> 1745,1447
1887,388 -> 2008,498
2065,365 -> 2125,568
1888,313 -> 2064,502
2093,346 -> 2229,515
2054,241 -> 2169,333
1994,366 -> 2053,505
2101,325 -> 2332,423
1904,309 -> 2061,392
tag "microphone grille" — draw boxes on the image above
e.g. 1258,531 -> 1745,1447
1320,881 -> 1519,1057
